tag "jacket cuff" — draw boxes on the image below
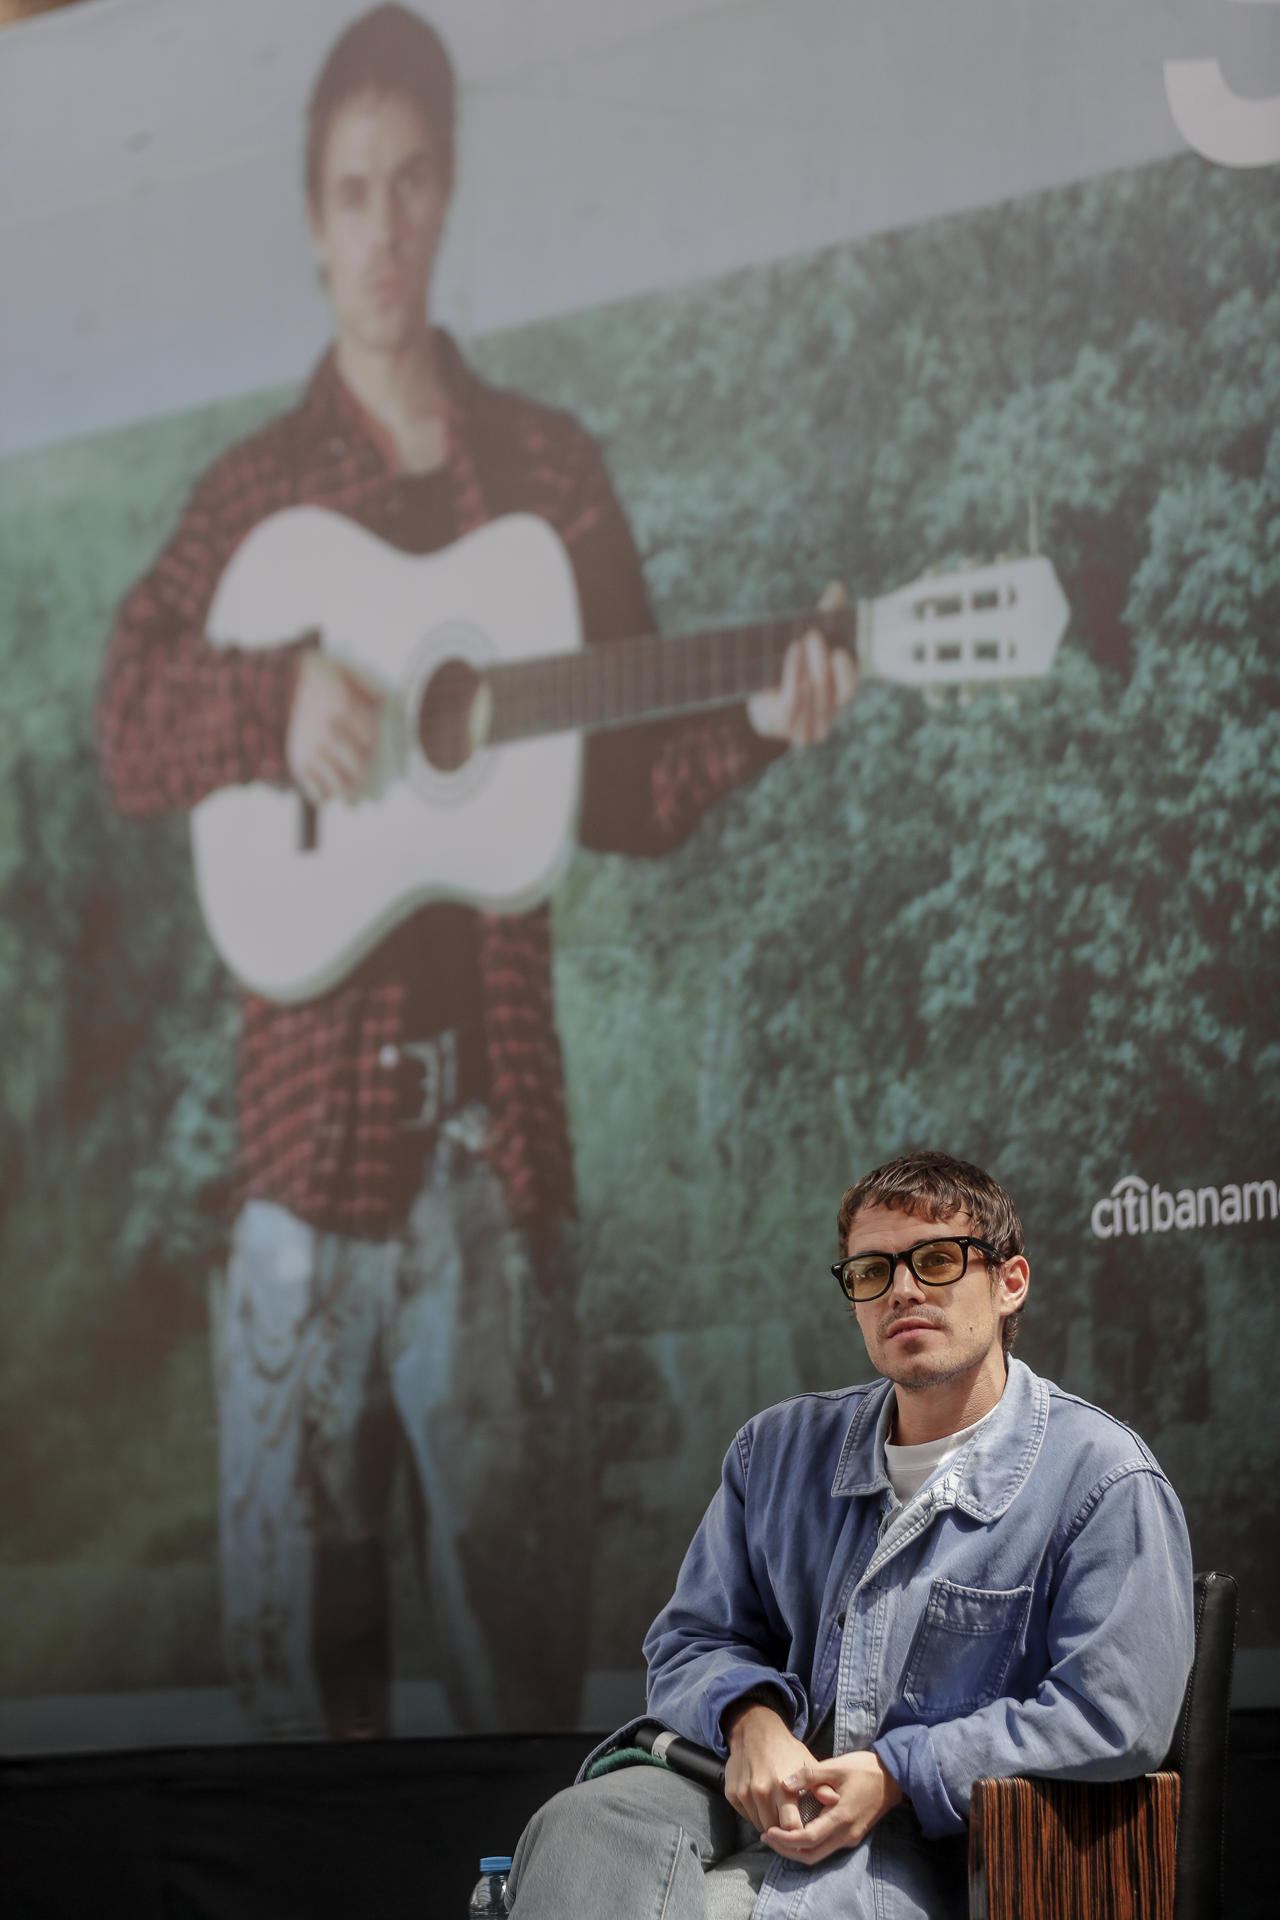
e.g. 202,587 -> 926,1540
873,1727 -> 963,1838
699,1668 -> 808,1757
718,1682 -> 794,1744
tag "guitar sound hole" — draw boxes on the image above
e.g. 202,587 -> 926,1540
417,656 -> 482,772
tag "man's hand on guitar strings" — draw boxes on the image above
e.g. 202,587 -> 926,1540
747,581 -> 857,746
286,650 -> 384,804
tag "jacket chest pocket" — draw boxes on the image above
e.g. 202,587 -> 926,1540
900,1578 -> 1033,1720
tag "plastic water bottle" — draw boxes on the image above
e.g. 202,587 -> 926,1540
467,1855 -> 511,1915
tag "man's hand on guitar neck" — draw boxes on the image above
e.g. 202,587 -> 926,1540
747,582 -> 857,746
286,650 -> 384,804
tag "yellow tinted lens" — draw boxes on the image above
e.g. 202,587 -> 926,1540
845,1256 -> 891,1297
912,1240 -> 966,1283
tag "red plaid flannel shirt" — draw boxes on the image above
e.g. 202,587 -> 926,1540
98,338 -> 781,1236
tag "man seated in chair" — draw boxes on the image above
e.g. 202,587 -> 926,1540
506,1149 -> 1195,1919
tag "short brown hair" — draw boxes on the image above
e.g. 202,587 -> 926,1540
305,5 -> 456,209
837,1150 -> 1026,1355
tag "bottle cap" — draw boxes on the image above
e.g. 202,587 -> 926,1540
479,1857 -> 512,1872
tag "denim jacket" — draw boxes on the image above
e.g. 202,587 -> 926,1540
610,1361 -> 1194,1920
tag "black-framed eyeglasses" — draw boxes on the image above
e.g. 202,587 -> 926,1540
830,1235 -> 1001,1304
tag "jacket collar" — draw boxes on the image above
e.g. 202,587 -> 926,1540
830,1359 -> 1049,1521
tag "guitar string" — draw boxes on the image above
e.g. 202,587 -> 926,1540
471,609 -> 852,744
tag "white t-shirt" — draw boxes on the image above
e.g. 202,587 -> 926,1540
883,1402 -> 999,1505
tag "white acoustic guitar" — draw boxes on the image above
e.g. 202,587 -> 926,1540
193,508 -> 1069,1003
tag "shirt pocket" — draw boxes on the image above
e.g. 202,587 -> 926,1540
900,1578 -> 1033,1720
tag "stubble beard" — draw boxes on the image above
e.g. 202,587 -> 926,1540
886,1348 -> 978,1394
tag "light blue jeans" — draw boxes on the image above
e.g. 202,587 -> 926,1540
507,1766 -> 967,1920
211,1133 -> 585,1737
507,1767 -> 769,1919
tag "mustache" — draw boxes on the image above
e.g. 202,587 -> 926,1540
879,1309 -> 945,1334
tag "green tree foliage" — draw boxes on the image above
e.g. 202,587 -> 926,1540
0,392 -> 289,1585
480,156 -> 1280,1648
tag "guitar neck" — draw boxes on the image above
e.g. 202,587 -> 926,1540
481,606 -> 854,744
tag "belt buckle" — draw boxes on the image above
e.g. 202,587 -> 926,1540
397,1030 -> 458,1133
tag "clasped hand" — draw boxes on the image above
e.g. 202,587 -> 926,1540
723,1703 -> 903,1866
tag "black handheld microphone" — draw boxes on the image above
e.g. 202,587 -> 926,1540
633,1725 -> 823,1824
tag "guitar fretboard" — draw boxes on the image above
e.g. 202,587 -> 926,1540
480,608 -> 852,744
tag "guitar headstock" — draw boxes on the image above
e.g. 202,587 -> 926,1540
859,556 -> 1070,688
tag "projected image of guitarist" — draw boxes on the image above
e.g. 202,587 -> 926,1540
97,5 -> 854,1743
